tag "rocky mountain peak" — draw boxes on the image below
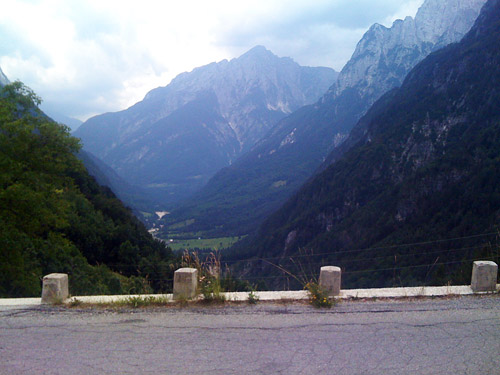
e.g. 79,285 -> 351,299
81,46 -> 337,156
165,0 -> 489,239
75,46 -> 337,206
329,0 -> 486,99
236,0 -> 500,290
239,45 -> 276,60
415,0 -> 487,42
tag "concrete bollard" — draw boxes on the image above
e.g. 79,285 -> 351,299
173,268 -> 198,300
41,273 -> 69,304
319,266 -> 341,296
471,261 -> 498,292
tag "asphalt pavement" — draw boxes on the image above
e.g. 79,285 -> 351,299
1,295 -> 499,375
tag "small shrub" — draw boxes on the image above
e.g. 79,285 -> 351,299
248,290 -> 259,305
305,282 -> 333,308
200,275 -> 226,304
183,250 -> 227,304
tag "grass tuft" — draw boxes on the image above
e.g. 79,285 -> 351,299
247,290 -> 259,305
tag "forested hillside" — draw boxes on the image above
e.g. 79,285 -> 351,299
0,82 -> 178,298
229,0 -> 500,289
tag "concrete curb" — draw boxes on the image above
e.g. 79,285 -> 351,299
1,284 -> 498,307
0,298 -> 42,307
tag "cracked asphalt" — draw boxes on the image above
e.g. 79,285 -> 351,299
1,295 -> 499,375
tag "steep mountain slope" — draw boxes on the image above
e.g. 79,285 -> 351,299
47,110 -> 82,131
0,82 -> 177,297
0,69 -> 145,214
231,0 -> 500,289
165,0 -> 486,237
75,47 -> 337,205
76,150 -> 159,218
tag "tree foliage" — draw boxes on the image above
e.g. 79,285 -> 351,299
0,82 -> 178,297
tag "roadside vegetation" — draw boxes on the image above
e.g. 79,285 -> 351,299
0,82 -> 180,298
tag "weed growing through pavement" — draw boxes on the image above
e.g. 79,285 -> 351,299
305,281 -> 333,308
125,295 -> 170,308
262,248 -> 336,308
183,250 -> 226,304
68,297 -> 82,307
247,290 -> 259,305
50,297 -> 64,305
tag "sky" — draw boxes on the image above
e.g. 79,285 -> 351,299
0,0 -> 422,122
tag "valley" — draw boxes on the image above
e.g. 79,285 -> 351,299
164,236 -> 243,252
1,0 -> 498,297
74,46 -> 338,208
158,0 -> 487,241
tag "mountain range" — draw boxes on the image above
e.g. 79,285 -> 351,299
230,0 -> 500,289
75,47 -> 337,205
164,0 -> 487,238
2,0 -> 498,294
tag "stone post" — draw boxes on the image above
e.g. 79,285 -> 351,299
319,266 -> 341,296
41,273 -> 69,304
471,261 -> 498,292
173,268 -> 198,300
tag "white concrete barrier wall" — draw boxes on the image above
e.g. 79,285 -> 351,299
33,260 -> 498,306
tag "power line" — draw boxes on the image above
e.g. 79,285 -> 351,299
342,256 -> 498,275
221,232 -> 498,265
134,255 -> 500,283
104,238 -> 497,270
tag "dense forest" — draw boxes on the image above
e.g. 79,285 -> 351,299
0,82 -> 179,298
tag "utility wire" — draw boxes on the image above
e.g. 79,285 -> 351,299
104,241 -> 497,270
218,231 -> 498,265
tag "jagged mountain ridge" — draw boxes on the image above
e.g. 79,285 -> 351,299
144,46 -> 337,151
231,0 -> 500,289
329,0 -> 486,101
164,0 -> 486,237
75,47 -> 337,205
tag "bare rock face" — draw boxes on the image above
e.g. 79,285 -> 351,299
240,0 -> 500,289
328,0 -> 486,106
75,47 -> 337,205
145,46 -> 336,151
165,0 -> 488,237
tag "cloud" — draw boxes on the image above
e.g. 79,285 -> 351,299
0,0 -> 422,121
213,0 -> 423,69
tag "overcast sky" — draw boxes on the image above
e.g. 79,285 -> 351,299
0,0 -> 422,121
